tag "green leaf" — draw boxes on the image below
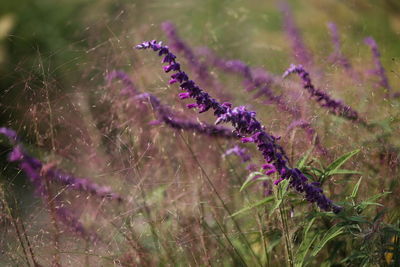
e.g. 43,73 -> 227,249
269,199 -> 283,216
311,225 -> 346,256
344,216 -> 369,223
303,218 -> 316,238
295,234 -> 317,267
325,149 -> 360,175
361,191 -> 391,205
294,218 -> 317,267
269,180 -> 290,216
356,191 -> 391,211
230,196 -> 274,218
296,146 -> 314,169
240,172 -> 268,192
278,179 -> 290,199
327,169 -> 362,176
350,177 -> 363,199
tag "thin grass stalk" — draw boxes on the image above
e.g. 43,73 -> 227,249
197,200 -> 212,266
19,217 -> 41,267
107,218 -> 151,265
213,215 -> 248,266
128,143 -> 175,264
178,132 -> 263,266
256,212 -> 269,266
279,200 -> 294,267
43,177 -> 61,267
2,196 -> 32,267
199,211 -> 239,264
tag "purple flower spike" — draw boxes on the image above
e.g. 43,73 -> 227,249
283,64 -> 365,124
136,40 -> 342,213
279,1 -> 313,67
109,72 -> 237,139
364,37 -> 391,96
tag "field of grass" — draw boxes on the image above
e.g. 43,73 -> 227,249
1,0 -> 400,266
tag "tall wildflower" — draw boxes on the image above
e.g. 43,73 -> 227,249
283,64 -> 365,125
364,37 -> 391,97
136,40 -> 341,213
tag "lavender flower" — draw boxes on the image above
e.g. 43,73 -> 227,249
327,23 -> 353,72
136,40 -> 341,213
107,71 -> 237,139
279,1 -> 313,67
283,64 -> 365,124
136,93 -> 237,139
364,37 -> 391,96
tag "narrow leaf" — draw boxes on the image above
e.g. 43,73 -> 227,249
294,218 -> 317,267
326,169 -> 362,176
311,226 -> 346,256
325,149 -> 360,174
240,172 -> 268,192
230,196 -> 274,217
350,177 -> 363,198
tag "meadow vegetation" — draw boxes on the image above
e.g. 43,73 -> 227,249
1,0 -> 400,266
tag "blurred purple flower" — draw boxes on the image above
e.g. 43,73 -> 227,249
55,204 -> 98,241
136,40 -> 341,213
106,70 -> 139,97
1,127 -> 122,201
1,128 -> 107,239
283,64 -> 365,125
327,23 -> 353,72
224,145 -> 251,162
364,37 -> 391,96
